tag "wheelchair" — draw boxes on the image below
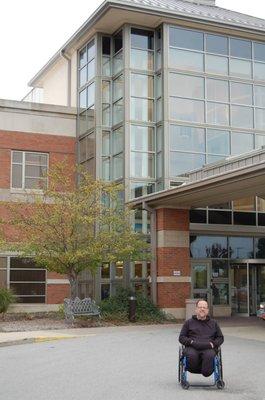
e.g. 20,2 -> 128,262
178,345 -> 225,390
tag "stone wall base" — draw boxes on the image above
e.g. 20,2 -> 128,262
8,304 -> 61,313
162,307 -> 185,319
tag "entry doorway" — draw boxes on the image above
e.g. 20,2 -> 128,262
230,262 -> 265,315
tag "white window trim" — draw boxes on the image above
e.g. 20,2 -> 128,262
11,150 -> 49,192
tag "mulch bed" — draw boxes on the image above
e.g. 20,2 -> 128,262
0,312 -> 180,332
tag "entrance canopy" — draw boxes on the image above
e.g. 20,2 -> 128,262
128,148 -> 265,209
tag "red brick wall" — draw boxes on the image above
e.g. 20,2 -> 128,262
157,283 -> 190,308
157,247 -> 190,276
156,208 -> 189,231
0,128 -> 75,304
0,129 -> 75,189
47,284 -> 70,304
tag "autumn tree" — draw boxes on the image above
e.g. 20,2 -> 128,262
0,163 -> 149,299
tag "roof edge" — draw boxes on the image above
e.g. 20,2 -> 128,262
28,0 -> 265,88
28,1 -> 110,87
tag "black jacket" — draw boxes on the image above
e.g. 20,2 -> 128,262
179,315 -> 224,351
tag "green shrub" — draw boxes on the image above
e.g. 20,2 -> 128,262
57,304 -> 65,319
100,287 -> 166,323
0,288 -> 16,314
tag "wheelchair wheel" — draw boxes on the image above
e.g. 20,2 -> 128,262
181,380 -> 190,390
216,380 -> 225,390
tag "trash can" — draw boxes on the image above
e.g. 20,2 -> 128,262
128,296 -> 137,322
185,299 -> 197,320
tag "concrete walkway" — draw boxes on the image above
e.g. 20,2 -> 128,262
0,317 -> 264,347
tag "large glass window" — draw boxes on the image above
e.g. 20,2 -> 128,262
230,82 -> 253,105
130,153 -> 154,178
206,55 -> 228,75
169,73 -> 204,99
113,75 -> 123,102
254,42 -> 265,62
169,27 -> 203,51
131,74 -> 153,98
231,132 -> 254,155
255,134 -> 265,149
206,34 -> 228,55
113,99 -> 123,125
230,38 -> 252,59
230,58 -> 252,79
207,102 -> 229,126
131,98 -> 153,122
170,98 -> 204,123
169,48 -> 204,72
170,152 -> 205,176
12,151 -> 48,190
231,106 -> 253,129
131,28 -> 154,50
206,79 -> 229,102
233,197 -> 255,212
255,108 -> 265,130
170,125 -> 205,152
131,182 -> 155,199
190,236 -> 228,258
9,258 -> 46,303
131,28 -> 154,71
255,85 -> 265,107
207,129 -> 229,155
131,126 -> 154,152
229,237 -> 254,259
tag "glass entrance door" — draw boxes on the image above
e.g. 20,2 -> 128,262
191,261 -> 211,303
250,264 -> 265,314
231,264 -> 248,314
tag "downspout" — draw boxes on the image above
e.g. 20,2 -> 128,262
143,201 -> 157,305
60,49 -> 71,107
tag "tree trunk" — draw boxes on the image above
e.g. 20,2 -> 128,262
68,273 -> 78,299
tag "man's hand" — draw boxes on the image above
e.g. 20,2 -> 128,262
210,342 -> 214,349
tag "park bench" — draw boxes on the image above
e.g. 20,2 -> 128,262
64,297 -> 100,323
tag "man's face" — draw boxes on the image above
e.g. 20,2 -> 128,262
196,300 -> 209,320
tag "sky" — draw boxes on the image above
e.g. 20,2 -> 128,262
1,0 -> 265,101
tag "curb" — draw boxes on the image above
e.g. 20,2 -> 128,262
0,335 -> 79,348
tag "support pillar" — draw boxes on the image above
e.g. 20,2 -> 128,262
156,208 -> 191,319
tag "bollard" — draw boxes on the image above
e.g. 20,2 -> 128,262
128,295 -> 137,322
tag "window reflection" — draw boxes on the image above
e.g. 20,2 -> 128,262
170,125 -> 205,152
190,236 -> 228,258
170,98 -> 204,123
229,237 -> 254,259
170,152 -> 205,176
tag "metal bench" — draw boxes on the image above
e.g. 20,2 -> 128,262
64,297 -> 100,323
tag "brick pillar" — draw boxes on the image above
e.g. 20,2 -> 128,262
156,208 -> 191,319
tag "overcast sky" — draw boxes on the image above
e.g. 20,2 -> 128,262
1,0 -> 265,101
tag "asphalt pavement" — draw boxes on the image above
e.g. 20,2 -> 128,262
0,319 -> 264,400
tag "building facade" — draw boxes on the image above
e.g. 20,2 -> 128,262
1,0 -> 265,315
0,100 -> 76,310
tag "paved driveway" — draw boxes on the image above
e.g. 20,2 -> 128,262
0,323 -> 264,400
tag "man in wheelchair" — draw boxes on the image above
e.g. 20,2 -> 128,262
179,299 -> 224,378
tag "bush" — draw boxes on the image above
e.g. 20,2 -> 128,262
100,287 -> 166,323
0,288 -> 16,314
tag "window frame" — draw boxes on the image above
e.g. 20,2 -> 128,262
11,150 -> 49,192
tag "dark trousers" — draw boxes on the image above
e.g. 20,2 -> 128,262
185,347 -> 216,377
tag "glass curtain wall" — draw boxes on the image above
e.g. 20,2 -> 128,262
78,39 -> 96,176
130,28 -> 155,196
129,27 -> 157,294
101,32 -> 124,183
97,31 -> 125,300
168,26 -> 265,178
190,196 -> 265,227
